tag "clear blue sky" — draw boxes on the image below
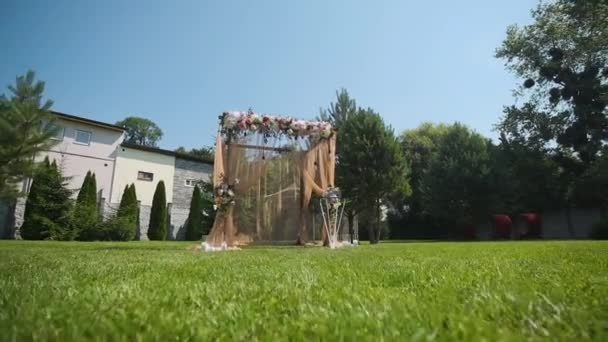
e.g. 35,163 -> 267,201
1,0 -> 536,149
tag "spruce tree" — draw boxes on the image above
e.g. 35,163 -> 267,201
20,158 -> 73,240
185,185 -> 204,240
147,181 -> 167,240
0,70 -> 58,200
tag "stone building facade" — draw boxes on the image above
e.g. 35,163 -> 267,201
169,156 -> 213,240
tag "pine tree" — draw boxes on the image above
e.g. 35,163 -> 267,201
185,185 -> 204,240
0,70 -> 58,200
147,181 -> 167,240
20,157 -> 73,240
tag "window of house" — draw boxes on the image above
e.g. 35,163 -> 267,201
185,179 -> 202,187
74,130 -> 92,145
137,171 -> 154,181
49,123 -> 64,140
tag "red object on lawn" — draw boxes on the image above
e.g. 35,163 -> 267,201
493,214 -> 512,239
520,213 -> 542,238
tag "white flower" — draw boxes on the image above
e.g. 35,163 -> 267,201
380,204 -> 388,222
213,204 -> 218,211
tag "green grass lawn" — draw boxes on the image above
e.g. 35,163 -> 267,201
1,241 -> 607,341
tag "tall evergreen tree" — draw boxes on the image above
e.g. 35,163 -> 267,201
76,171 -> 92,206
88,173 -> 98,207
147,181 -> 167,240
0,70 -> 58,200
116,183 -> 138,240
185,185 -> 204,240
339,108 -> 411,243
20,157 -> 73,240
73,171 -> 99,240
129,184 -> 140,239
319,89 -> 360,240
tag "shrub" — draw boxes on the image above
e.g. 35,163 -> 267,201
147,181 -> 167,240
590,217 -> 608,240
102,216 -> 136,241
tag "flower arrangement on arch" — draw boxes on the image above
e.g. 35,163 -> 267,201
323,187 -> 342,210
214,174 -> 238,212
219,110 -> 333,140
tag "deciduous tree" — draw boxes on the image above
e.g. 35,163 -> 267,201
116,116 -> 163,147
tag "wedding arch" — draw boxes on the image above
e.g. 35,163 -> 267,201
204,111 -> 344,249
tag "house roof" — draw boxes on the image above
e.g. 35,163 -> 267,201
120,142 -> 214,164
51,110 -> 125,132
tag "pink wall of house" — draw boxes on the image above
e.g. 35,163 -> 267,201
36,116 -> 124,201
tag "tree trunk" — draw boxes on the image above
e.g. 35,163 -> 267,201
375,199 -> 382,243
566,203 -> 574,238
368,224 -> 376,244
347,211 -> 354,243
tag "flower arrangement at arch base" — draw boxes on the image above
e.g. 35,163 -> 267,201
213,174 -> 238,213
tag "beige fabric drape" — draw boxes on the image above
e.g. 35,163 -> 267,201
206,132 -> 336,247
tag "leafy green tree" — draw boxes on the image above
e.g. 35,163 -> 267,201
573,154 -> 608,213
420,123 -> 495,235
147,181 -> 167,240
175,146 -> 214,161
184,185 -> 204,240
339,108 -> 410,243
387,123 -> 451,238
496,0 -> 608,210
492,140 -> 563,214
116,116 -> 163,147
0,70 -> 58,200
20,158 -> 73,240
